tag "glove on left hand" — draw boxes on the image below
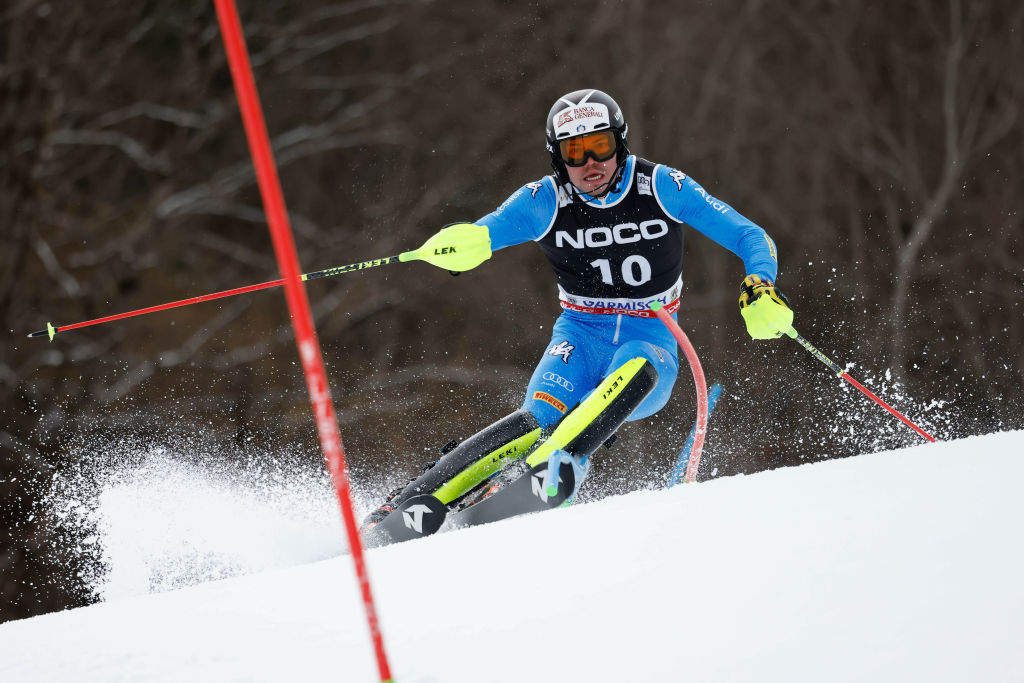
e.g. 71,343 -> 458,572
738,275 -> 794,339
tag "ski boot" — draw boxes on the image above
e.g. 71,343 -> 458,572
360,440 -> 458,531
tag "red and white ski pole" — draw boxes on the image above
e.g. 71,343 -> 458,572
26,257 -> 402,341
785,327 -> 936,443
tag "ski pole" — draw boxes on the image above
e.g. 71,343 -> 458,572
27,224 -> 490,341
784,327 -> 936,443
26,256 -> 401,341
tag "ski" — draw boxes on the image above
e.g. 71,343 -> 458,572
363,494 -> 448,548
447,460 -> 577,530
365,455 -> 581,547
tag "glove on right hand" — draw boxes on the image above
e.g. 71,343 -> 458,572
738,274 -> 793,339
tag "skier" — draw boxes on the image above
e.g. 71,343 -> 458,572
362,88 -> 793,535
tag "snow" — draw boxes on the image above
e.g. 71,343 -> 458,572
4,431 -> 1023,682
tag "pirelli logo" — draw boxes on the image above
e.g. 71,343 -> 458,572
533,391 -> 567,414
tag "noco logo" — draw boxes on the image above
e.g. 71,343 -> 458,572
543,372 -> 574,391
554,220 -> 669,249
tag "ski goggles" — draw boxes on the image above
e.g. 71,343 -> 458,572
558,130 -> 618,167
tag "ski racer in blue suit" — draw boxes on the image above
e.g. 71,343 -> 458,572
482,153 -> 780,428
361,89 -> 794,535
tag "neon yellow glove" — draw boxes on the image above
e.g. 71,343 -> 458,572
738,275 -> 794,339
400,223 -> 491,272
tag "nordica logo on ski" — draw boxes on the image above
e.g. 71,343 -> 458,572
531,470 -> 561,501
402,504 -> 434,534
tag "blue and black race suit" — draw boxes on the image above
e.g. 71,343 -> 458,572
477,155 -> 779,428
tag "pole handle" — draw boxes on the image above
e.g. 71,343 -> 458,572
27,322 -> 57,340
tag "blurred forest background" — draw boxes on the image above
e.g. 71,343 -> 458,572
2,0 -> 1022,622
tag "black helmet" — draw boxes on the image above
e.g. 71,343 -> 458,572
545,89 -> 630,189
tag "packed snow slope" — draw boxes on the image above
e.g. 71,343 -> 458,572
3,431 -> 1023,682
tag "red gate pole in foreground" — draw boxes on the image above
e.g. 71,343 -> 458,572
649,302 -> 710,483
213,2 -> 394,681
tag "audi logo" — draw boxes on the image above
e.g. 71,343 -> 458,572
543,372 -> 574,391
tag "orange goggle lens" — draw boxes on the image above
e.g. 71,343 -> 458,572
558,130 -> 617,167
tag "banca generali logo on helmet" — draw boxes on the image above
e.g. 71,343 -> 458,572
553,102 -> 611,139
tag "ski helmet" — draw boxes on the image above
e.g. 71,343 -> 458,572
545,89 -> 630,188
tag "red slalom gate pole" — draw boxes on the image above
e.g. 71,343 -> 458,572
649,302 -> 710,483
213,2 -> 393,681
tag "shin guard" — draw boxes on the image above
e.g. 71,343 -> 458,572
526,357 -> 658,468
398,409 -> 542,506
